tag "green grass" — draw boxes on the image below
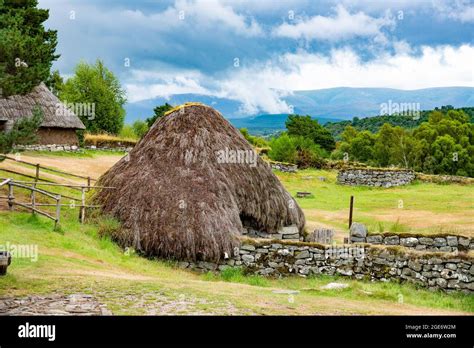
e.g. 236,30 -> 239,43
0,211 -> 472,314
276,169 -> 474,237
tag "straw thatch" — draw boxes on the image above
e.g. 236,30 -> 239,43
0,83 -> 85,129
93,104 -> 305,262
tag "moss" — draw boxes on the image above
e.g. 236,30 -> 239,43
366,231 -> 471,239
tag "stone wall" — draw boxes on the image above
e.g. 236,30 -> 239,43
15,144 -> 132,153
337,168 -> 415,187
179,240 -> 473,293
270,162 -> 298,173
349,222 -> 473,253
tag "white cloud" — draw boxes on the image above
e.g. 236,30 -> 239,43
272,5 -> 395,42
432,0 -> 474,23
125,44 -> 474,114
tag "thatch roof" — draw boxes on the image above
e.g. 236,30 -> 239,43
0,83 -> 85,129
93,104 -> 305,262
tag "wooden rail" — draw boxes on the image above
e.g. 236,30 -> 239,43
0,178 -> 115,228
0,154 -> 97,187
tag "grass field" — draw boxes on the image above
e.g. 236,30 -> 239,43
0,151 -> 473,315
279,169 -> 474,241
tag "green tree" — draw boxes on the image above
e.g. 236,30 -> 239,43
0,106 -> 43,156
146,103 -> 174,128
285,114 -> 335,151
60,60 -> 126,135
45,69 -> 63,97
240,128 -> 268,147
0,0 -> 59,96
132,120 -> 149,138
268,133 -> 297,163
349,131 -> 376,163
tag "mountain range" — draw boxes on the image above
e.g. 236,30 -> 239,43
124,87 -> 474,132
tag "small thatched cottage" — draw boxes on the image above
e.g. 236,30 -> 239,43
0,83 -> 85,145
94,103 -> 305,262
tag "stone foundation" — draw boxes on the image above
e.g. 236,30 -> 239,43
337,168 -> 415,187
179,240 -> 473,293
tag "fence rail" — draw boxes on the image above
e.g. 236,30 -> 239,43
0,178 -> 115,228
0,154 -> 97,187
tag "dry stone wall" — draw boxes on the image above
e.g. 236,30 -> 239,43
337,168 -> 415,187
349,222 -> 473,253
179,240 -> 473,293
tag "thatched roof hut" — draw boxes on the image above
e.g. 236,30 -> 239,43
94,103 -> 305,262
0,83 -> 85,145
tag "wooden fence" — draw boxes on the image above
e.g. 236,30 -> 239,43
0,178 -> 115,228
0,155 -> 97,188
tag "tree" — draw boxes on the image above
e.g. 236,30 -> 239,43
0,0 -> 59,96
60,60 -> 126,135
0,106 -> 43,156
132,120 -> 149,138
45,70 -> 63,97
285,114 -> 335,151
268,133 -> 297,164
146,103 -> 174,128
240,128 -> 268,147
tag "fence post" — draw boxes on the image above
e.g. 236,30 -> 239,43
348,195 -> 354,229
55,195 -> 61,229
35,163 -> 40,181
87,177 -> 91,191
31,183 -> 36,214
80,187 -> 86,224
8,182 -> 14,211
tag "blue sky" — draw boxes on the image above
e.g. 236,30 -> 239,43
39,0 -> 474,115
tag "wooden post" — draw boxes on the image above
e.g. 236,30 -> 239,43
55,195 -> 61,229
87,177 -> 91,191
348,195 -> 354,229
31,182 -> 36,214
8,182 -> 14,211
35,163 -> 40,181
80,187 -> 86,224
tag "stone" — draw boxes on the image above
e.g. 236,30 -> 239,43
350,236 -> 365,243
366,235 -> 383,244
458,237 -> 470,248
384,236 -> 400,245
240,244 -> 256,251
350,222 -> 367,238
279,226 -> 299,235
241,254 -> 255,263
433,238 -> 447,247
435,278 -> 447,287
445,263 -> 457,270
320,282 -> 349,290
282,233 -> 300,240
408,260 -> 422,272
419,237 -> 434,245
295,250 -> 310,259
336,268 -> 353,276
400,238 -> 418,247
446,236 -> 458,247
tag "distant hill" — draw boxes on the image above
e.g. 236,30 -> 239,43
124,87 -> 474,130
324,106 -> 474,140
229,114 -> 342,136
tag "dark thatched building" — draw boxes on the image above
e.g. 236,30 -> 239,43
94,103 -> 305,262
0,83 -> 85,145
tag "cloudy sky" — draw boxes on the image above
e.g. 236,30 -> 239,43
39,0 -> 474,115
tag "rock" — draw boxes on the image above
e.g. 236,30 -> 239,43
408,260 -> 422,272
350,236 -> 365,243
295,250 -> 310,259
384,236 -> 400,245
435,278 -> 447,287
241,254 -> 255,263
445,263 -> 457,270
336,269 -> 353,276
240,244 -> 256,251
458,237 -> 470,248
366,235 -> 383,244
320,282 -> 349,290
400,237 -> 418,247
419,237 -> 434,245
279,226 -> 299,235
350,223 -> 367,238
282,233 -> 300,240
446,236 -> 458,247
433,238 -> 447,247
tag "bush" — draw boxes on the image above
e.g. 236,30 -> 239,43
268,133 -> 327,168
